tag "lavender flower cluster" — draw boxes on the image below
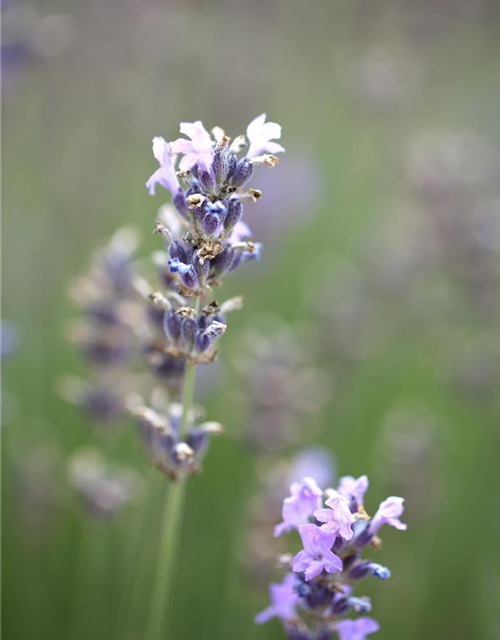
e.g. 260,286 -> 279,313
256,475 -> 406,639
126,114 -> 284,480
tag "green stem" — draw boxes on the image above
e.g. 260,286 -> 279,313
145,297 -> 199,640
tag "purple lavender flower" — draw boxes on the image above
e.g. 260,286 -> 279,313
246,113 -> 285,159
337,475 -> 369,506
274,477 -> 323,537
254,573 -> 299,625
171,121 -> 214,172
256,473 -> 406,638
335,618 -> 380,640
370,497 -> 407,533
146,137 -> 180,197
314,492 -> 355,540
292,523 -> 342,581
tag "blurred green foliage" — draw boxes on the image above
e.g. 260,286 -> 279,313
2,1 -> 499,639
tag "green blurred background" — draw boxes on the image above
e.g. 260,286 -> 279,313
2,1 -> 500,639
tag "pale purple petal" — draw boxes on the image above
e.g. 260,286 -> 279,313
146,137 -> 179,196
314,493 -> 355,540
152,136 -> 171,165
338,475 -> 369,504
274,477 -> 323,537
371,497 -> 407,533
173,120 -> 214,172
255,573 -> 298,625
228,221 -> 252,244
336,617 -> 380,640
246,113 -> 285,159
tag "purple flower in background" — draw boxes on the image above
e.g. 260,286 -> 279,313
288,447 -> 336,489
146,137 -> 180,196
338,475 -> 369,505
370,497 -> 407,533
292,523 -> 342,581
171,121 -> 214,172
254,573 -> 299,624
274,477 -> 323,537
228,220 -> 252,243
314,492 -> 355,540
336,617 -> 380,640
246,113 -> 285,159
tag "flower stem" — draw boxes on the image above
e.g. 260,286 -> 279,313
146,303 -> 198,640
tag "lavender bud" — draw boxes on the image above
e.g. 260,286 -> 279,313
198,168 -> 216,192
180,266 -> 198,290
193,253 -> 210,282
226,152 -> 237,179
211,247 -> 234,277
181,318 -> 197,351
213,150 -> 229,184
331,596 -> 351,616
202,212 -> 222,237
163,310 -> 181,342
230,159 -> 253,188
173,190 -> 189,218
224,198 -> 243,233
347,560 -> 372,580
195,331 -> 211,353
186,427 -> 208,456
169,241 -> 188,264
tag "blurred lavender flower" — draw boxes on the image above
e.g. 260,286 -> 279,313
339,46 -> 422,113
1,320 -> 21,427
235,321 -> 331,451
62,227 -> 142,425
255,475 -> 406,639
129,400 -> 223,482
376,402 -> 440,521
68,448 -> 142,519
2,0 -> 73,95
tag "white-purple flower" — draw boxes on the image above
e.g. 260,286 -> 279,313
254,573 -> 299,625
314,492 -> 355,540
336,617 -> 380,640
338,475 -> 369,505
246,113 -> 285,159
370,496 -> 407,533
146,137 -> 180,196
292,523 -> 342,581
228,221 -> 252,244
274,477 -> 323,537
171,121 -> 214,172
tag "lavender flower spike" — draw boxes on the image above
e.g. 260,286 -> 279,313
254,573 -> 299,625
370,496 -> 407,533
246,113 -> 285,159
338,475 -> 369,505
146,137 -> 180,196
274,477 -> 323,537
314,492 -> 355,540
292,523 -> 342,581
171,121 -> 214,172
336,617 -> 380,640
